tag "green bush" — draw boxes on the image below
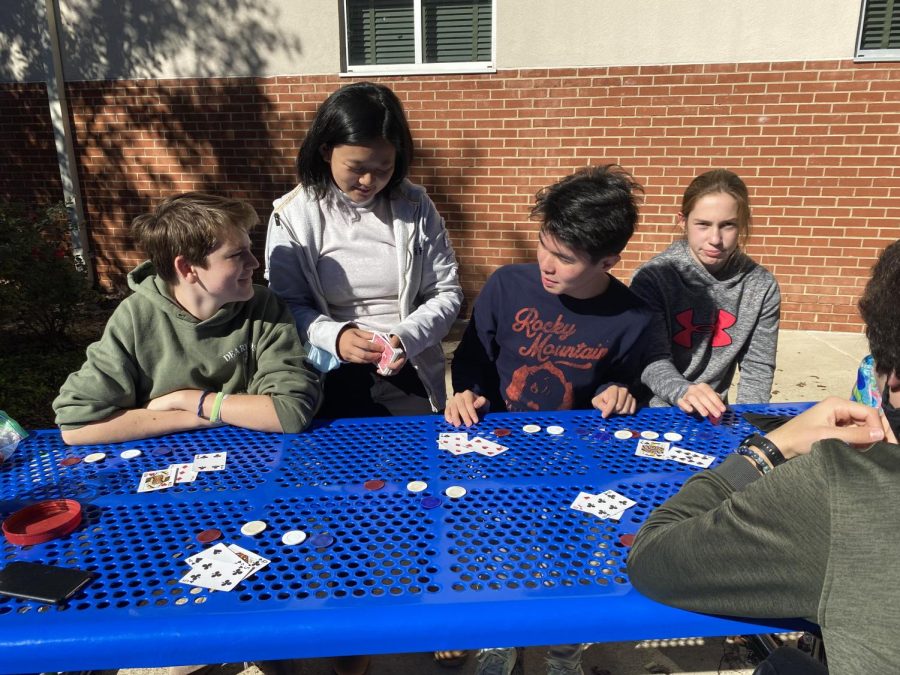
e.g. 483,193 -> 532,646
0,202 -> 95,343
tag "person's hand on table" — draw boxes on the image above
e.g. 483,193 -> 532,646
677,383 -> 726,418
592,385 -> 636,418
337,327 -> 381,364
765,396 -> 895,461
444,390 -> 489,427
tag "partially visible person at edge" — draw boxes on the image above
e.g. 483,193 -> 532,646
851,239 -> 900,438
53,192 -> 321,446
446,165 -> 654,675
630,169 -> 780,420
264,81 -> 462,421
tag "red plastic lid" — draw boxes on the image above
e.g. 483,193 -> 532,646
2,499 -> 83,546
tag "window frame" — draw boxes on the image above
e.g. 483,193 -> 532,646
855,0 -> 900,62
341,0 -> 496,76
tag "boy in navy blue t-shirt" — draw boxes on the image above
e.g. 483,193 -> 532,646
446,164 -> 653,427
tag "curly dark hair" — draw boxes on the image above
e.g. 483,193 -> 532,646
859,240 -> 900,376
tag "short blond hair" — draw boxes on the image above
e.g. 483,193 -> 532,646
131,192 -> 259,283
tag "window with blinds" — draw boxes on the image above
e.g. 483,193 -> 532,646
345,0 -> 494,74
856,0 -> 900,61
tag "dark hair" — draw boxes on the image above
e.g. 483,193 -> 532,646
531,165 -> 644,262
681,169 -> 752,249
297,82 -> 414,199
859,240 -> 900,377
131,192 -> 258,284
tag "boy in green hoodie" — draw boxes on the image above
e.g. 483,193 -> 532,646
53,192 -> 321,445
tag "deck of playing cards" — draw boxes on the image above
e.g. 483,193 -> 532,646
438,432 -> 508,457
370,332 -> 404,375
179,543 -> 269,592
569,489 -> 636,521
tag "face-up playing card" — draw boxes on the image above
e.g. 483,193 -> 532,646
635,439 -> 671,459
178,557 -> 249,591
170,462 -> 198,484
137,467 -> 176,492
194,452 -> 227,472
469,436 -> 508,457
227,544 -> 270,573
439,432 -> 476,455
569,491 -> 602,514
185,543 -> 243,568
666,446 -> 716,468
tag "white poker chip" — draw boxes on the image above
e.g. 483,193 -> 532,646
240,520 -> 267,536
613,430 -> 633,440
663,432 -> 683,442
522,424 -> 541,434
445,485 -> 467,499
406,480 -> 428,493
281,530 -> 307,546
640,431 -> 660,440
546,425 -> 565,435
120,448 -> 142,459
83,452 -> 107,464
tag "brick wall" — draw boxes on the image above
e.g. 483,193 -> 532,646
3,60 -> 898,330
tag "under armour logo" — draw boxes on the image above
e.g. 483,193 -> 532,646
672,309 -> 736,348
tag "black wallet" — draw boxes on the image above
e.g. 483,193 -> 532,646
0,561 -> 94,604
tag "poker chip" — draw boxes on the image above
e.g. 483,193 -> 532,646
445,485 -> 467,499
492,428 -> 511,437
83,452 -> 106,464
363,479 -> 385,491
619,533 -> 636,547
152,446 -> 173,456
120,448 -> 142,459
281,530 -> 307,546
522,424 -> 541,434
631,430 -> 641,438
640,431 -> 659,440
613,430 -> 632,440
546,425 -> 565,435
240,520 -> 267,536
60,456 -> 82,467
196,528 -> 222,544
309,533 -> 335,548
663,432 -> 683,442
420,496 -> 442,509
406,480 -> 428,493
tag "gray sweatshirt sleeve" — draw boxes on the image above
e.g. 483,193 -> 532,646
735,277 -> 780,404
627,453 -> 828,622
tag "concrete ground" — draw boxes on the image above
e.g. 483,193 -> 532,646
118,329 -> 865,675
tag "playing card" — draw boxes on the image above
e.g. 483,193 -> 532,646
185,543 -> 243,568
194,452 -> 227,472
635,439 -> 670,459
666,446 -> 716,468
592,490 -> 637,519
438,432 -> 468,449
469,436 -> 508,457
371,332 -> 403,375
137,467 -> 175,492
227,544 -> 270,573
179,558 -> 249,591
170,462 -> 198,484
569,491 -> 602,514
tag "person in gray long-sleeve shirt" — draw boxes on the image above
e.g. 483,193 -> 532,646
628,397 -> 900,673
630,170 -> 780,418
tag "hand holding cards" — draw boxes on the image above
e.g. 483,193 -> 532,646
370,331 -> 404,376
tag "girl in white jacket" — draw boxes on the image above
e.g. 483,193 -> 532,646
265,82 -> 462,419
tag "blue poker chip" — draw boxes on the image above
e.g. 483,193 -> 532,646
309,533 -> 335,548
420,496 -> 442,509
152,445 -> 173,456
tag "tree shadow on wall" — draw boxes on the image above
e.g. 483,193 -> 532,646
0,0 -> 305,291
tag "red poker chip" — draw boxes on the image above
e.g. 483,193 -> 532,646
493,428 -> 511,437
363,479 -> 385,491
60,457 -> 82,467
2,499 -> 83,546
619,533 -> 636,547
196,528 -> 222,544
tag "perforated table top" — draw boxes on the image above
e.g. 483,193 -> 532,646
0,404 -> 811,673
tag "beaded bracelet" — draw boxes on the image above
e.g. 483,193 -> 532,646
210,392 -> 226,424
735,444 -> 772,475
197,390 -> 212,419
